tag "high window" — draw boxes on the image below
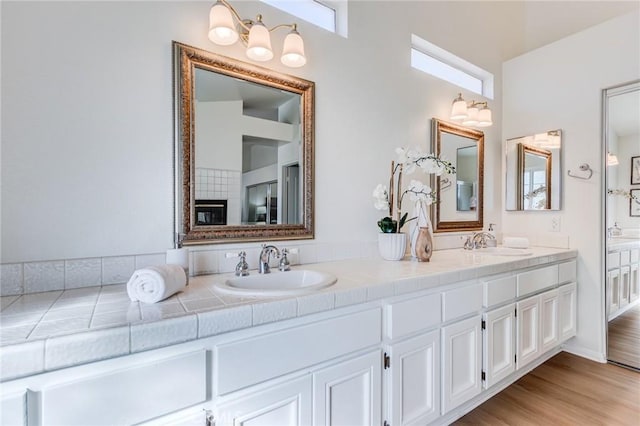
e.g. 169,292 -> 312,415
261,0 -> 347,36
411,34 -> 494,99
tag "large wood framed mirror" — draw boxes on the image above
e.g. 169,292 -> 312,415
173,42 -> 315,245
431,118 -> 484,232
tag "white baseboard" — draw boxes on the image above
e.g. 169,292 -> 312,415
561,344 -> 607,363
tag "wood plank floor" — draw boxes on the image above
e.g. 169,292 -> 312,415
608,304 -> 640,369
454,352 -> 640,425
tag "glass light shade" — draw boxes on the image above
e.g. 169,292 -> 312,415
450,94 -> 467,120
208,2 -> 239,45
477,106 -> 493,127
246,22 -> 273,61
608,152 -> 619,166
462,105 -> 479,126
281,30 -> 306,68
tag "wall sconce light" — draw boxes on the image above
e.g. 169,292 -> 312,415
607,152 -> 619,166
208,0 -> 307,68
450,93 -> 493,127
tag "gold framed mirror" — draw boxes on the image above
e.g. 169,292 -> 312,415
173,41 -> 315,245
517,144 -> 552,210
431,118 -> 484,232
506,130 -> 562,211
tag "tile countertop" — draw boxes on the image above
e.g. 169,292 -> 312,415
0,247 -> 577,382
607,238 -> 640,251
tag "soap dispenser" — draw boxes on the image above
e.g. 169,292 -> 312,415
486,223 -> 497,247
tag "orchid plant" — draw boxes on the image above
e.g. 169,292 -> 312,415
373,147 -> 455,233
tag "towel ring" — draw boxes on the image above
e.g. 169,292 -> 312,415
567,163 -> 593,180
440,177 -> 452,190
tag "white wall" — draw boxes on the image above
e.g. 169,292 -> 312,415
1,1 -> 509,264
502,11 -> 640,361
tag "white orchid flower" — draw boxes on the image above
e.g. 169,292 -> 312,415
407,180 -> 434,203
395,147 -> 408,164
372,184 -> 390,210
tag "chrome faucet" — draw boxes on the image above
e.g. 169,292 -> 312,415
258,244 -> 281,274
464,232 -> 497,250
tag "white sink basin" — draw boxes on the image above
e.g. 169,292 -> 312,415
214,269 -> 337,297
470,247 -> 533,256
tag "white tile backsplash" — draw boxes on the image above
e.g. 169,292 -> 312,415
0,264 -> 23,296
65,258 -> 102,289
134,253 -> 165,269
24,261 -> 65,293
102,256 -> 135,284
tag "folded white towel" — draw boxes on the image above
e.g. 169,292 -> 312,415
127,264 -> 187,304
503,237 -> 530,249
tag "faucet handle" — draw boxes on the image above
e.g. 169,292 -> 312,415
279,248 -> 291,272
227,251 -> 250,277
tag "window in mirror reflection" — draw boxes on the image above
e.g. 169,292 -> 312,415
193,67 -> 303,226
519,144 -> 552,210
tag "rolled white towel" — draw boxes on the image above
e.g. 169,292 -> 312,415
503,237 -> 530,249
127,264 -> 187,304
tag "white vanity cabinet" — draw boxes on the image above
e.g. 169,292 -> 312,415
608,268 -> 621,318
482,303 -> 516,388
383,292 -> 441,426
313,350 -> 381,426
440,283 -> 483,415
607,246 -> 640,320
631,263 -> 639,303
0,254 -> 579,426
215,375 -> 313,426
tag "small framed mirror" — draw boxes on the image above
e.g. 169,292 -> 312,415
173,42 -> 315,245
431,118 -> 484,232
506,130 -> 562,211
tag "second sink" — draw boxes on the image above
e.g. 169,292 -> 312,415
214,269 -> 337,297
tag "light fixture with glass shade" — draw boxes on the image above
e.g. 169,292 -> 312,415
208,0 -> 307,68
607,152 -> 619,166
449,93 -> 492,127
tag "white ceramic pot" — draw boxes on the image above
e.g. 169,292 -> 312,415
378,233 -> 407,261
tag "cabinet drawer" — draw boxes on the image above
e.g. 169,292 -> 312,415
558,260 -> 577,284
215,308 -> 381,395
621,250 -> 631,265
517,265 -> 558,297
631,249 -> 639,263
483,276 -> 516,308
608,252 -> 620,269
41,350 -> 207,426
442,283 -> 482,322
384,293 -> 440,340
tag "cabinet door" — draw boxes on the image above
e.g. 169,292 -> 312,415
516,295 -> 540,369
313,350 -> 381,426
540,289 -> 559,354
620,267 -> 630,308
215,376 -> 312,426
483,304 -> 515,389
1,391 -> 27,426
559,283 -> 577,342
630,264 -> 639,303
388,330 -> 440,426
441,315 -> 482,415
608,269 -> 621,319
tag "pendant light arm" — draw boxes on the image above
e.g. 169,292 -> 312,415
268,23 -> 297,33
218,0 -> 252,32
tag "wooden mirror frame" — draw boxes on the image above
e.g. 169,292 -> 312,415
517,144 -> 552,210
431,118 -> 484,232
173,41 -> 315,245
